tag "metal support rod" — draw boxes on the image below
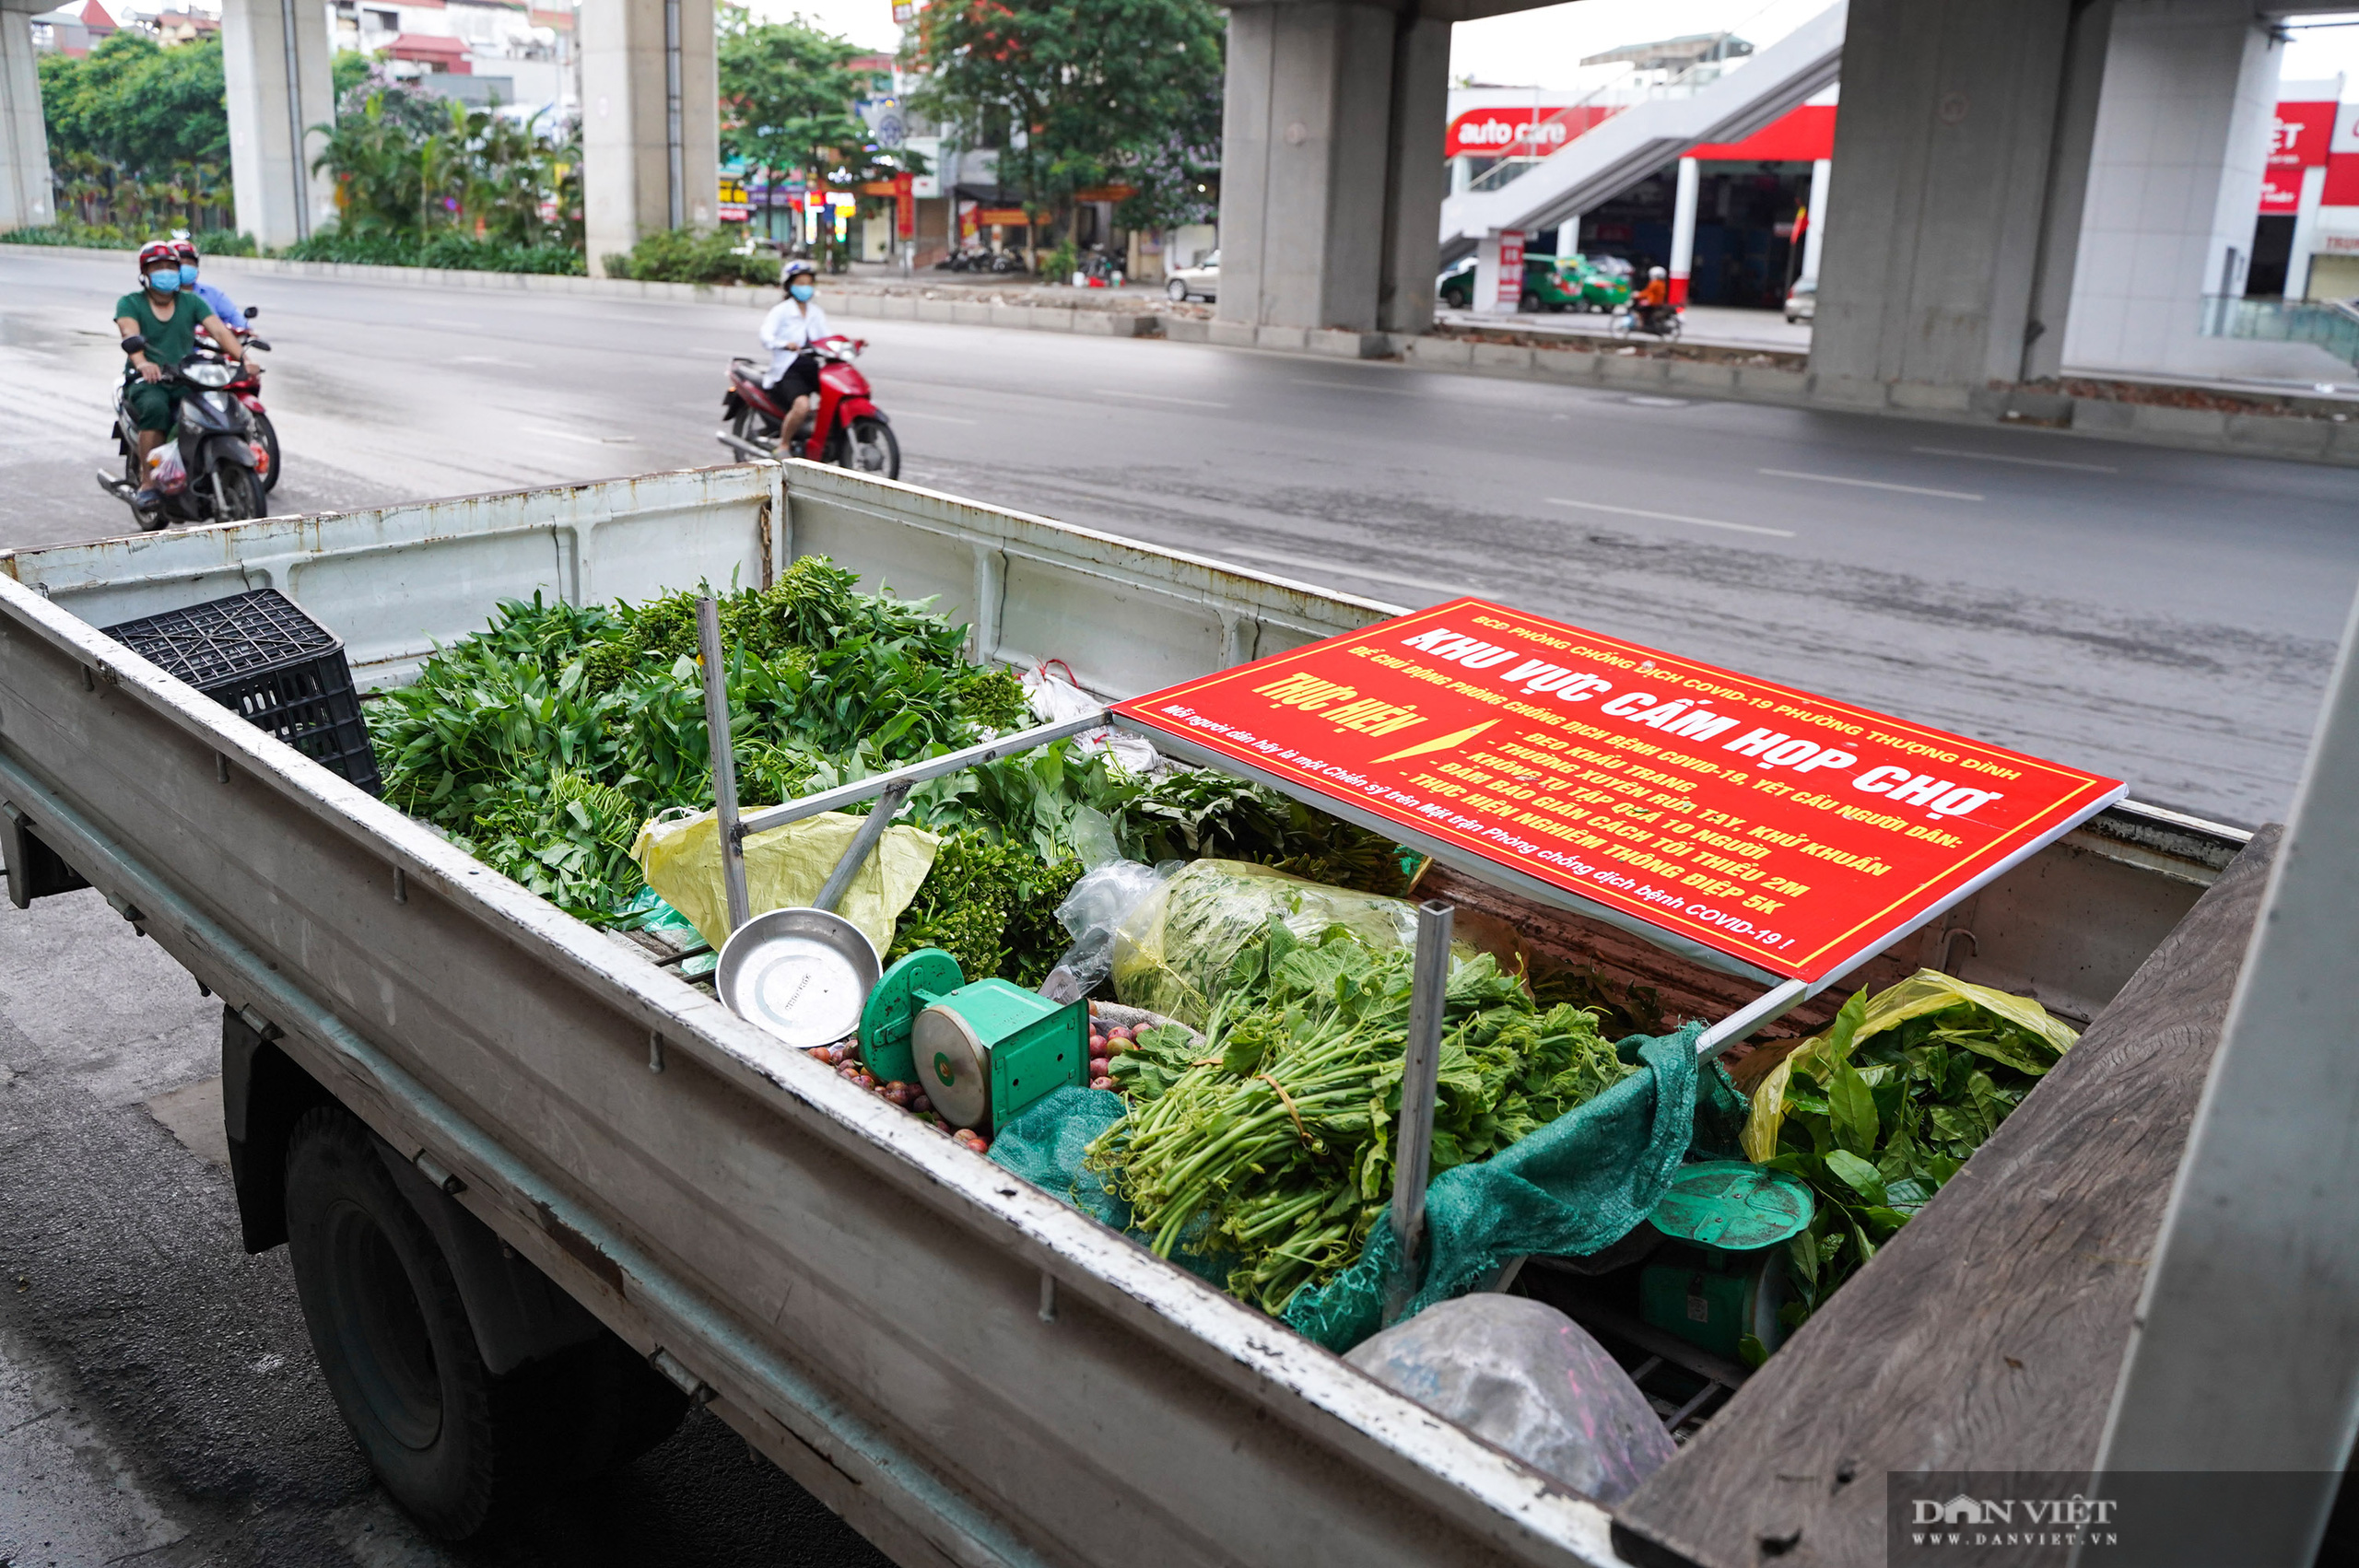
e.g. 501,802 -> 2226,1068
735,714 -> 1108,837
1693,977 -> 1810,1059
1384,900 -> 1453,1327
814,780 -> 910,914
278,0 -> 310,241
696,598 -> 751,934
663,0 -> 685,231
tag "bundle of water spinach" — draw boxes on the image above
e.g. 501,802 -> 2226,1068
1093,919 -> 1635,1315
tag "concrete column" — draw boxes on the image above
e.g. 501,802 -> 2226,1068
1,2 -> 53,231
220,0 -> 337,247
1556,215 -> 1581,259
1218,2 -> 1449,337
2290,162 -> 2327,299
581,0 -> 720,275
1800,158 -> 1830,280
1808,0 -> 2090,411
1667,157 -> 1699,305
2062,0 -> 2283,376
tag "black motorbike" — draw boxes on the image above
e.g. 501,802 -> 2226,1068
97,334 -> 267,529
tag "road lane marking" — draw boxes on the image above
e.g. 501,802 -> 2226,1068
1758,467 -> 1983,500
892,409 -> 980,425
1215,544 -> 1477,597
1911,445 -> 2118,473
1090,388 -> 1229,408
526,427 -> 638,444
1545,497 -> 1795,538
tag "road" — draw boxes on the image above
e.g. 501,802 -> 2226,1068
2,246 -> 2356,1562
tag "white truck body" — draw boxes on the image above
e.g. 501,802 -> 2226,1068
0,462 -> 2248,1568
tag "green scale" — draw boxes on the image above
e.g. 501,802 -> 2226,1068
1636,1161 -> 1815,1362
858,950 -> 1088,1134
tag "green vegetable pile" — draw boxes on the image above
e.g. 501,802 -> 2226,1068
366,558 -> 1422,988
1095,920 -> 1635,1314
1743,969 -> 2076,1325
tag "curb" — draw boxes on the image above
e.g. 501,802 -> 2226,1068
21,242 -> 2352,465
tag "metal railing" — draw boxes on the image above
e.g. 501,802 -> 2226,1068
2197,294 -> 2359,370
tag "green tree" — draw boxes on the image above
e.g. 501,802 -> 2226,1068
717,6 -> 891,252
333,49 -> 375,102
41,31 -> 229,171
912,0 -> 1223,252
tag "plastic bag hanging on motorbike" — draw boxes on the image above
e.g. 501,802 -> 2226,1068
147,443 -> 189,496
1020,659 -> 1160,775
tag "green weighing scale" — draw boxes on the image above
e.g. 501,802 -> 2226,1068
858,949 -> 1089,1135
1636,1162 -> 1815,1362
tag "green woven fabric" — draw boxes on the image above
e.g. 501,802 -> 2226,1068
994,1025 -> 1717,1351
1282,1024 -> 1705,1352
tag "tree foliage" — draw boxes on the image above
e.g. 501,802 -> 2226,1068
912,0 -> 1223,236
311,80 -> 580,251
718,6 -> 909,249
40,30 -> 229,171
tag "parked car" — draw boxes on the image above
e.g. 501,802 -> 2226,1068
1786,275 -> 1816,323
1438,253 -> 1627,313
1166,249 -> 1218,302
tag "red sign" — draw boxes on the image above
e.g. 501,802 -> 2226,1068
894,171 -> 915,239
1689,103 -> 1837,163
1446,106 -> 1614,160
1495,229 -> 1525,310
2263,100 -> 2340,213
1115,600 -> 2125,985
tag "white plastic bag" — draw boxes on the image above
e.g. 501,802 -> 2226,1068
1020,659 -> 1161,775
147,443 -> 188,496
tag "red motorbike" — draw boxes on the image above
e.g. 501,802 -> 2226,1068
718,335 -> 899,478
217,306 -> 278,492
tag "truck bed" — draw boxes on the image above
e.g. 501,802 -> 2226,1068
0,462 -> 2251,1567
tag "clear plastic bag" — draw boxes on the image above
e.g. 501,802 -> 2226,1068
148,443 -> 188,496
1021,660 -> 1160,774
1039,857 -> 1180,1001
1109,860 -> 1424,1027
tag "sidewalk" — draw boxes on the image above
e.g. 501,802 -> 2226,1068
1437,301 -> 1814,356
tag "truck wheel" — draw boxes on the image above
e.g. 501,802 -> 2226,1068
283,1106 -> 688,1539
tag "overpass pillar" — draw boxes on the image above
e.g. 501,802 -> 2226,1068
1808,0 -> 2110,411
581,0 -> 720,275
220,0 -> 338,246
1217,4 -> 1450,338
2060,0 -> 2283,376
1,0 -> 53,231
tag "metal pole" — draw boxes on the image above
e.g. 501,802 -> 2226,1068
695,598 -> 750,933
1384,900 -> 1452,1326
814,781 -> 910,915
2083,586 -> 2359,1567
1693,977 -> 1810,1059
663,0 -> 685,231
279,0 -> 310,241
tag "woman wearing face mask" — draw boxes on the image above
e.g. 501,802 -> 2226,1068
116,239 -> 249,499
759,259 -> 828,449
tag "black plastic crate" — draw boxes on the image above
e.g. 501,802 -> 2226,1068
101,589 -> 384,795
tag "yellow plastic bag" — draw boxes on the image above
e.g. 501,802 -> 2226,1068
631,808 -> 940,957
1739,968 -> 2079,1162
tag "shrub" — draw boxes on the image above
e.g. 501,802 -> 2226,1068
604,227 -> 775,286
279,229 -> 584,275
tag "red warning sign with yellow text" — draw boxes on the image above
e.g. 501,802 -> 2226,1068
1114,598 -> 2125,983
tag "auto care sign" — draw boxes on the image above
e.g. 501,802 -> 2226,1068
1115,600 -> 2125,983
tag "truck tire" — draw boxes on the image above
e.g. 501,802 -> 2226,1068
283,1106 -> 686,1538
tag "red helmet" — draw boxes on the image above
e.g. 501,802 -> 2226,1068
173,238 -> 200,263
137,240 -> 181,280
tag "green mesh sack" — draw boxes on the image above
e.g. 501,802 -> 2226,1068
988,1087 -> 1233,1286
1282,1024 -> 1705,1352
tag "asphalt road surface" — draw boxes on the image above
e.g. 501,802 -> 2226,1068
3,246 -> 2356,1562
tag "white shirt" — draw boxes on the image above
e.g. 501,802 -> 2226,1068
759,298 -> 829,387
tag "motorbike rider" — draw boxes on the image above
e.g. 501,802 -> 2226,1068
1635,265 -> 1672,333
172,238 -> 248,333
116,239 -> 250,504
759,259 -> 828,447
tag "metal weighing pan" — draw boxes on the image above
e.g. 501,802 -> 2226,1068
714,907 -> 882,1050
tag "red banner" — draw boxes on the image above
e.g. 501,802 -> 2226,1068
1116,599 -> 2124,984
894,171 -> 915,239
1445,106 -> 1614,159
2263,99 -> 2339,213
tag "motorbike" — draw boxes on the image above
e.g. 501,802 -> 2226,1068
218,305 -> 279,493
717,335 -> 900,479
1611,302 -> 1685,343
96,335 -> 269,528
